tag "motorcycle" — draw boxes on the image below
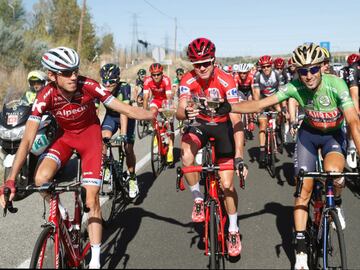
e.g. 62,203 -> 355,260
0,89 -> 57,201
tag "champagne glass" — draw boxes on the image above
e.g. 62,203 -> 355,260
187,93 -> 201,127
161,99 -> 176,120
206,91 -> 220,126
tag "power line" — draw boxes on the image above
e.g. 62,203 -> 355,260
143,0 -> 174,20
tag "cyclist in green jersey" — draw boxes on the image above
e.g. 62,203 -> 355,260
217,43 -> 360,270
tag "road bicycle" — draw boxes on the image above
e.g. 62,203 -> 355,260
242,113 -> 254,142
150,112 -> 174,178
176,138 -> 245,269
100,137 -> 130,225
295,167 -> 359,269
3,154 -> 91,268
263,111 -> 280,178
136,119 -> 151,140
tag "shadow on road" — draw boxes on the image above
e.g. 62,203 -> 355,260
275,162 -> 296,187
132,171 -> 155,206
238,202 -> 295,267
101,207 -> 192,268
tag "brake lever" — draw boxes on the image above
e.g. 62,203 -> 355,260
3,188 -> 18,217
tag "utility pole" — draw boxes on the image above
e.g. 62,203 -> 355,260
77,0 -> 86,54
174,17 -> 177,60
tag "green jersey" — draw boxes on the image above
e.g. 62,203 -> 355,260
276,74 -> 354,132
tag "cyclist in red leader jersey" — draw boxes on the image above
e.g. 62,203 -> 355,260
143,63 -> 175,167
0,47 -> 153,269
176,37 -> 247,257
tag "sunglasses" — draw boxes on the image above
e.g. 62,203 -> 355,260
261,65 -> 272,69
193,61 -> 213,69
151,73 -> 163,77
297,66 -> 321,76
102,78 -> 118,85
239,72 -> 248,75
58,69 -> 79,77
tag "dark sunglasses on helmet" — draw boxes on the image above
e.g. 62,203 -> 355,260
102,78 -> 118,85
58,69 -> 79,77
193,61 -> 213,69
297,65 -> 321,76
261,65 -> 272,69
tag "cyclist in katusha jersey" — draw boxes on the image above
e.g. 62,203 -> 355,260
286,58 -> 298,82
99,63 -> 139,199
340,53 -> 360,169
0,47 -> 153,269
135,68 -> 146,107
237,63 -> 255,131
253,55 -> 285,165
274,57 -> 291,143
22,70 -> 48,104
143,63 -> 175,167
226,43 -> 360,270
176,37 -> 247,258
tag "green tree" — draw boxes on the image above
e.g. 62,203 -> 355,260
0,0 -> 26,27
0,18 -> 25,70
99,33 -> 115,55
79,8 -> 98,61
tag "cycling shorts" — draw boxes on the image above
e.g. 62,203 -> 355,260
294,124 -> 347,176
149,98 -> 165,110
182,119 -> 235,159
41,123 -> 103,187
101,114 -> 135,144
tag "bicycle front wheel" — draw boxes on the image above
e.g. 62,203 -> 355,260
209,200 -> 225,270
101,165 -> 119,225
30,226 -> 65,269
151,132 -> 163,178
323,209 -> 347,269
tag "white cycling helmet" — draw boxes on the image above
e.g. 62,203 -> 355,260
41,46 -> 80,72
27,70 -> 47,83
223,65 -> 229,72
238,63 -> 251,73
232,64 -> 239,72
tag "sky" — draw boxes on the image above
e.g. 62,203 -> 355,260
23,0 -> 360,57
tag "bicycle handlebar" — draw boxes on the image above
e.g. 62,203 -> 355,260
181,164 -> 234,174
294,168 -> 360,198
3,182 -> 90,217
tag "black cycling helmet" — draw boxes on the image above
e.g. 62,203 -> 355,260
100,63 -> 120,80
176,68 -> 184,75
137,68 -> 146,76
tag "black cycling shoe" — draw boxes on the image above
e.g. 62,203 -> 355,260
167,162 -> 175,169
259,150 -> 266,168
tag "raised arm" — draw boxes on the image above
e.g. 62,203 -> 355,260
230,94 -> 280,114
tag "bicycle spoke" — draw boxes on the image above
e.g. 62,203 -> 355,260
324,209 -> 347,269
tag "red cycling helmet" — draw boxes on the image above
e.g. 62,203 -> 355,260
274,57 -> 285,69
187,37 -> 216,63
288,58 -> 293,66
258,55 -> 273,67
149,63 -> 163,74
347,54 -> 360,65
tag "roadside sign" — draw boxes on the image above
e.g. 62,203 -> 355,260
320,41 -> 330,51
152,47 -> 165,62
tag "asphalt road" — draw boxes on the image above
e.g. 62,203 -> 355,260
1,125 -> 360,269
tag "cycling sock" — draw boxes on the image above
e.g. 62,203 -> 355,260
228,213 -> 239,233
189,182 -> 203,201
295,231 -> 307,254
89,243 -> 101,267
348,139 -> 355,149
334,196 -> 342,207
260,146 -> 265,152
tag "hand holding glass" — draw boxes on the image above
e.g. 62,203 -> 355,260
186,93 -> 201,126
206,91 -> 220,126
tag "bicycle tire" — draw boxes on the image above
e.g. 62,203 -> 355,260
323,209 -> 347,269
100,164 -> 119,225
30,226 -> 65,268
269,132 -> 276,178
151,131 -> 162,178
209,200 -> 225,270
306,200 -> 320,269
137,120 -> 149,140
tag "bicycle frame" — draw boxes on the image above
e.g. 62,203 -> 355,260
154,115 -> 172,157
265,112 -> 278,155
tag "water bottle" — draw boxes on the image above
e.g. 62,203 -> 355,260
327,181 -> 335,207
313,181 -> 323,226
70,223 -> 80,248
195,148 -> 203,165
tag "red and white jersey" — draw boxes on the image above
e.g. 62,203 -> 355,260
30,76 -> 113,133
179,67 -> 238,123
143,74 -> 172,101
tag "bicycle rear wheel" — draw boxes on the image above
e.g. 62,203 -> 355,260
209,200 -> 225,270
323,209 -> 347,269
266,131 -> 276,178
137,120 -> 149,139
151,132 -> 163,178
101,164 -> 119,225
30,226 -> 65,268
306,200 -> 320,269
